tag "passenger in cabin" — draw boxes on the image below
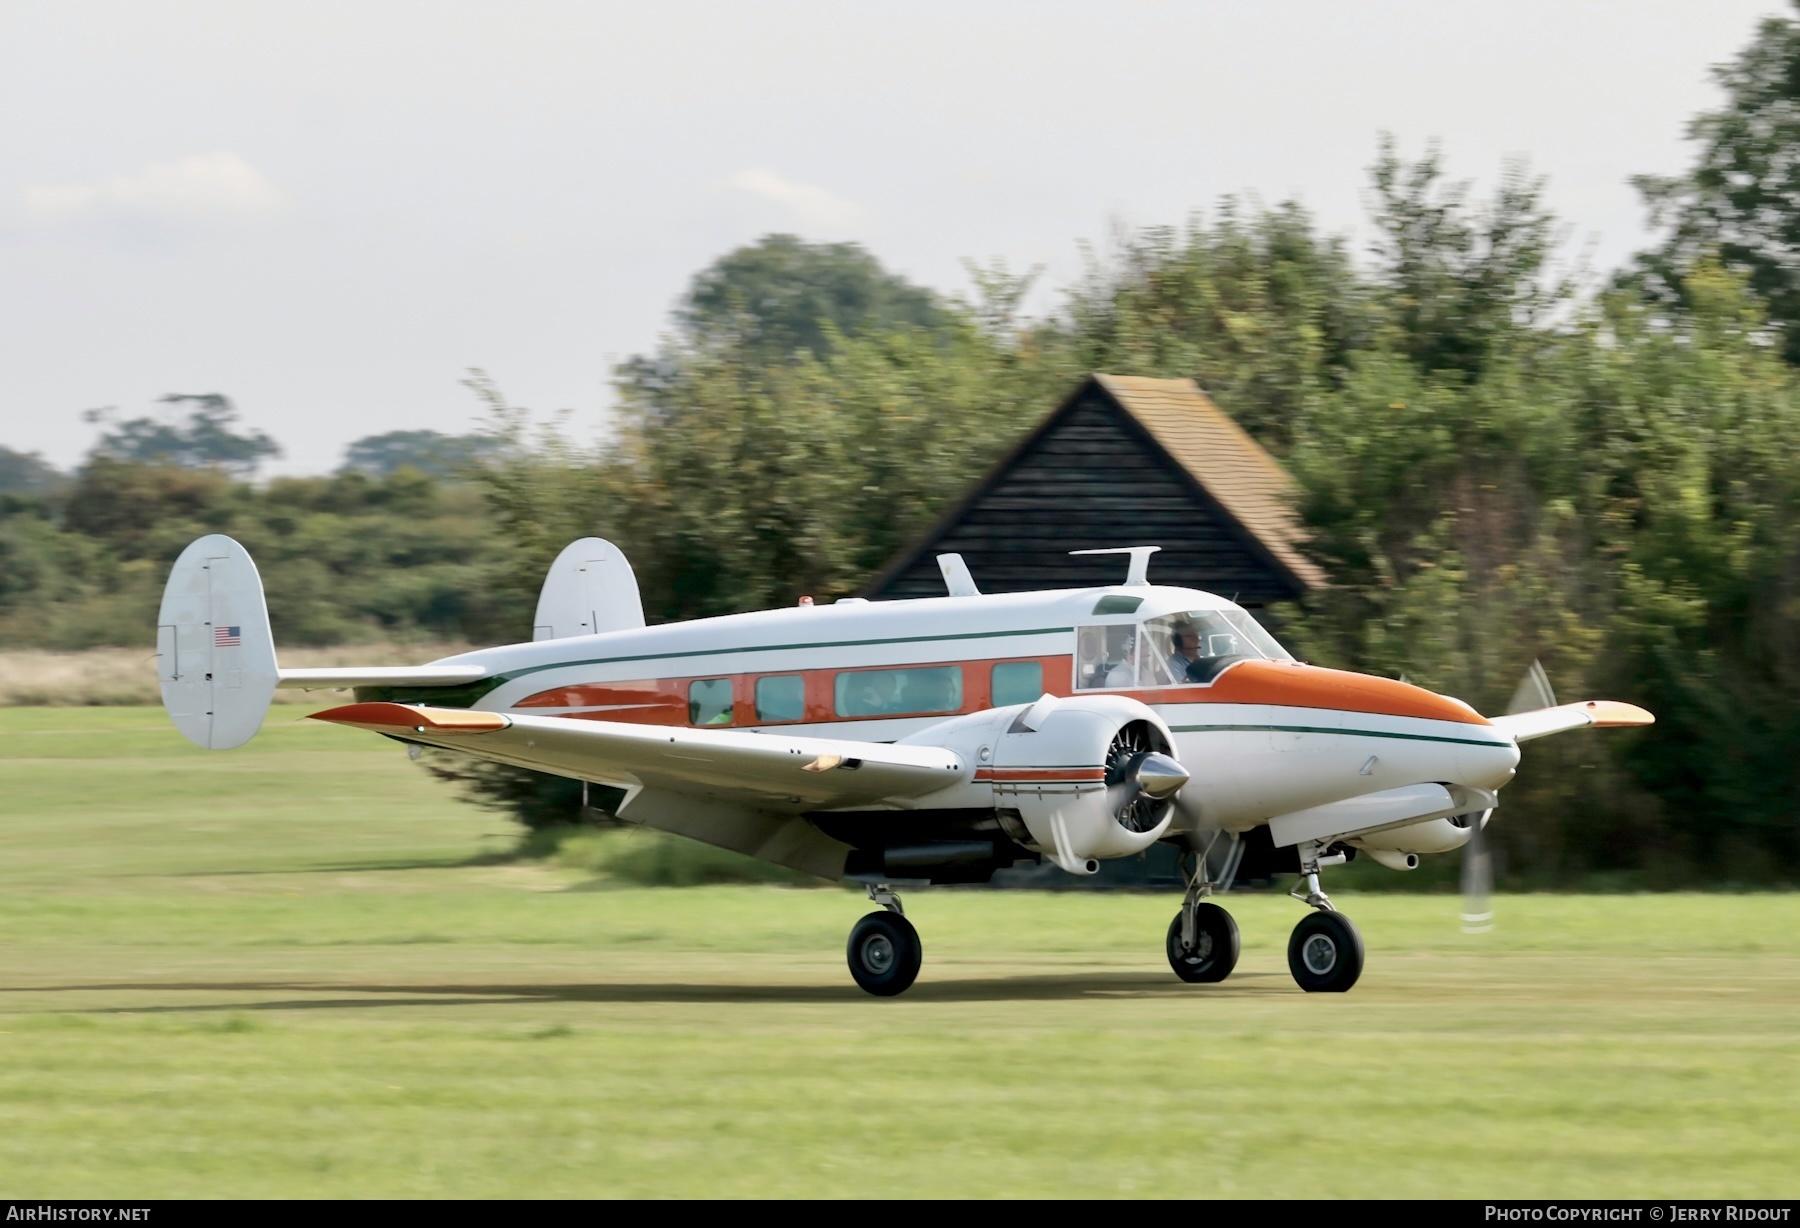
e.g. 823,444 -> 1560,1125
910,672 -> 955,713
1104,631 -> 1139,688
849,672 -> 902,715
1077,627 -> 1109,689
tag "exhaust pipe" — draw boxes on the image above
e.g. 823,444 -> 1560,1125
1363,848 -> 1420,871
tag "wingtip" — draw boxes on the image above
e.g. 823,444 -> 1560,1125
309,701 -> 509,735
1582,700 -> 1654,728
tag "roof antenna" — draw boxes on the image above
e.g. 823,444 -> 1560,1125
937,553 -> 980,597
1070,545 -> 1161,587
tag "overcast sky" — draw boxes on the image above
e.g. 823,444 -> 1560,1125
0,0 -> 1785,474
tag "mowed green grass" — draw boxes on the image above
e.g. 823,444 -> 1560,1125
0,707 -> 1795,1199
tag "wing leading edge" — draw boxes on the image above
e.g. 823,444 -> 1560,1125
307,701 -> 970,810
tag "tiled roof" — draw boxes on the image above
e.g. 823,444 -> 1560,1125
1093,374 -> 1326,589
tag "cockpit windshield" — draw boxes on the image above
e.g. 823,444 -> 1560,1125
1143,608 -> 1292,684
1074,607 -> 1291,690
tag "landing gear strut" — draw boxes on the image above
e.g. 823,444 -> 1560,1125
1284,841 -> 1364,992
846,884 -> 922,997
1165,837 -> 1243,984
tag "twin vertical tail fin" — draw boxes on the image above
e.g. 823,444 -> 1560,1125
157,533 -> 634,750
157,534 -> 280,749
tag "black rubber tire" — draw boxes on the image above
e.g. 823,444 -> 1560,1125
1286,910 -> 1365,993
846,911 -> 923,997
1165,903 -> 1240,983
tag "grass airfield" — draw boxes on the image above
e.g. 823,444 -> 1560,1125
0,707 -> 1795,1199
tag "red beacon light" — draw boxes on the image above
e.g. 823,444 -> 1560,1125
798,595 -> 814,607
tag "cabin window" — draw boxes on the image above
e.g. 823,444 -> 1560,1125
991,660 -> 1043,707
834,666 -> 963,718
688,678 -> 734,726
754,675 -> 806,723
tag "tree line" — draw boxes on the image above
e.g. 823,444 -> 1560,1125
8,8 -> 1800,883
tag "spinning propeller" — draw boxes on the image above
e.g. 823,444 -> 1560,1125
1045,728 -> 1188,876
1462,660 -> 1558,933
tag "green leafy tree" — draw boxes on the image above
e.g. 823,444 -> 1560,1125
660,233 -> 945,363
0,447 -> 64,496
1051,199 -> 1370,452
338,429 -> 505,478
1630,3 -> 1800,363
85,394 -> 280,476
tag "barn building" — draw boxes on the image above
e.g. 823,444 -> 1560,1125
864,373 -> 1324,603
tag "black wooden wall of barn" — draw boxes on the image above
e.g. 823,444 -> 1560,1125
868,390 -> 1305,604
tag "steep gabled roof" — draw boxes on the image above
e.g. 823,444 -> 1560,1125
863,372 -> 1324,599
1091,374 -> 1326,589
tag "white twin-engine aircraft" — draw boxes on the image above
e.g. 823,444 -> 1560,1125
159,535 -> 1651,997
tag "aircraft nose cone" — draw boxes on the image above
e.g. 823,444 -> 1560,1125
1134,752 -> 1190,799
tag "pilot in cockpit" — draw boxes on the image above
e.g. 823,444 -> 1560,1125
1168,622 -> 1201,680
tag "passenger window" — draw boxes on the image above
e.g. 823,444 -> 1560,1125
1075,625 -> 1141,689
991,661 -> 1043,707
688,678 -> 734,726
835,666 -> 963,717
754,675 -> 805,723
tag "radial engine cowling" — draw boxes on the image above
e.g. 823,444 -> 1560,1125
988,695 -> 1184,871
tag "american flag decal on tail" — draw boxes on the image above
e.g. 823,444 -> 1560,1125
214,625 -> 242,647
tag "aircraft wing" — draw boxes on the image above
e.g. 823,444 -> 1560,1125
1489,700 -> 1654,743
307,701 -> 969,810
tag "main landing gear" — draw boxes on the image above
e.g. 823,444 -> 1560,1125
1164,836 -> 1366,993
847,884 -> 922,997
1167,844 -> 1241,982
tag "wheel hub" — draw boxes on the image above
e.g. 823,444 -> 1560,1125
1302,933 -> 1337,974
861,933 -> 895,974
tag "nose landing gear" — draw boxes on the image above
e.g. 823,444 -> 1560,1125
1284,841 -> 1364,993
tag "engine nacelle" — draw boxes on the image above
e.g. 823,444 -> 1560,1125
894,695 -> 1186,874
992,695 -> 1181,869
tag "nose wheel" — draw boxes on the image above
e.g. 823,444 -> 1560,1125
1286,910 -> 1364,992
1284,841 -> 1365,992
846,885 -> 922,997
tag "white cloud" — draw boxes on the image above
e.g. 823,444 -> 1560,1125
22,152 -> 286,221
727,167 -> 864,230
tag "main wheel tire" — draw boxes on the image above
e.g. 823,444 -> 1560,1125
1286,910 -> 1365,993
1165,903 -> 1240,983
847,911 -> 923,997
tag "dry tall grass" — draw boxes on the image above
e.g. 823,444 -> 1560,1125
0,643 -> 481,707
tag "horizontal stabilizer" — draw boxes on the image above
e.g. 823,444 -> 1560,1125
1490,700 -> 1654,743
277,665 -> 489,690
302,701 -> 509,734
